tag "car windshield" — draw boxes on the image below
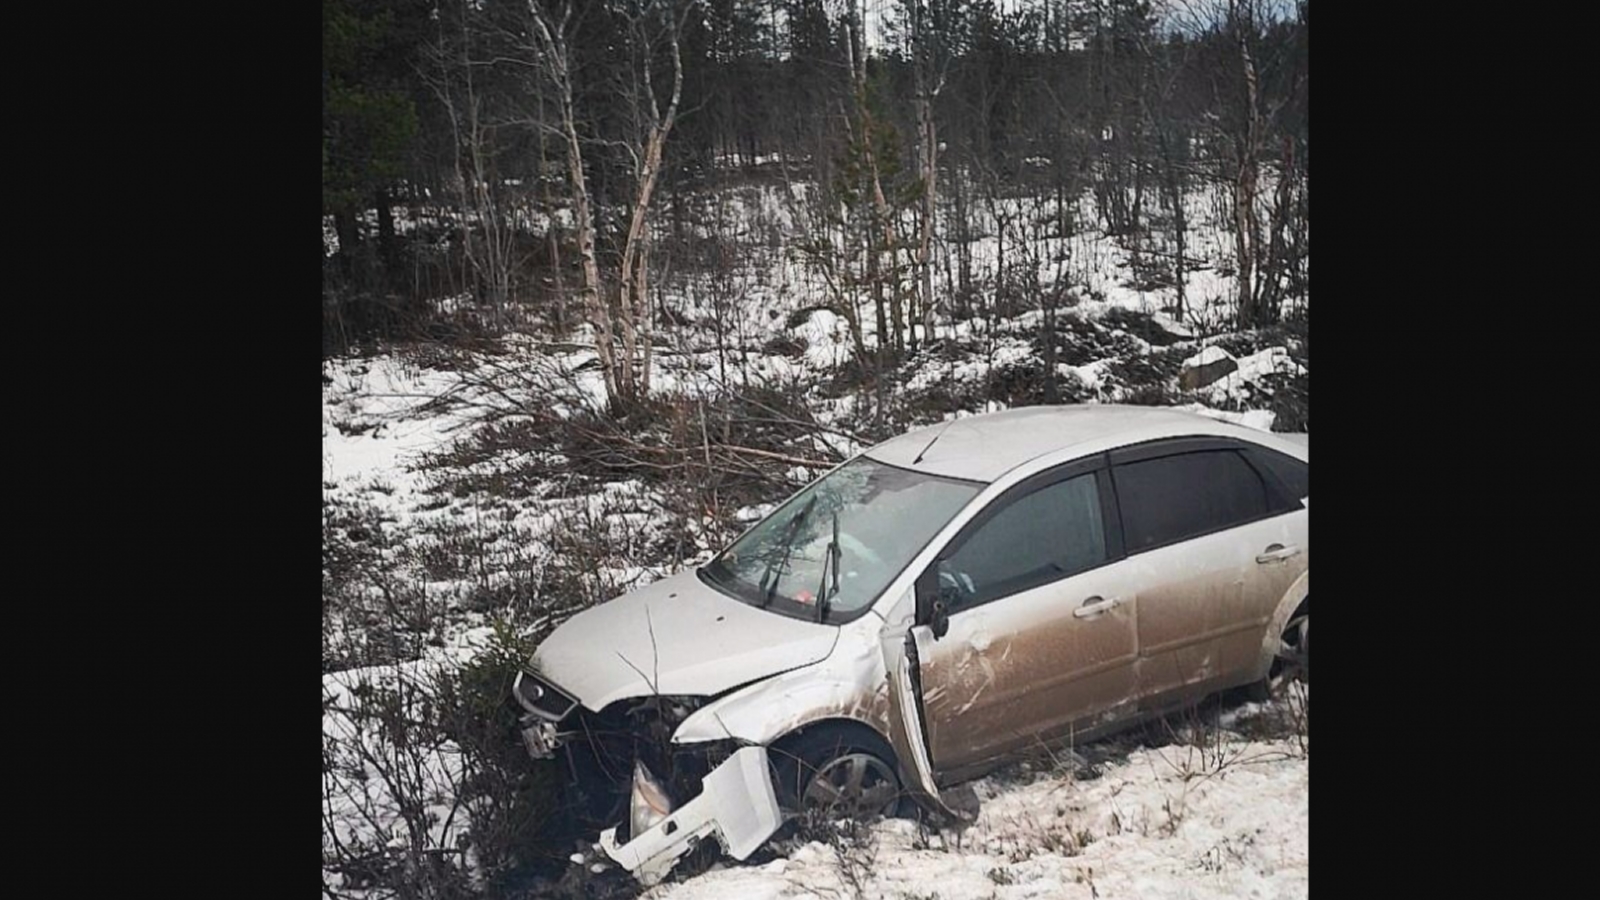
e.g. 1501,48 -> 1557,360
700,457 -> 983,623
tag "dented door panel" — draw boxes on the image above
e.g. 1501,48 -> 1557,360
918,563 -> 1140,771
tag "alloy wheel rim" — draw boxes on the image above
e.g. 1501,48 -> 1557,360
803,753 -> 899,818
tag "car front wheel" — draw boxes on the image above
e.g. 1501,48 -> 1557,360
773,726 -> 901,820
1268,606 -> 1309,692
1249,603 -> 1308,701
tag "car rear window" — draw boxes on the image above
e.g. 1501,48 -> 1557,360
1113,450 -> 1270,552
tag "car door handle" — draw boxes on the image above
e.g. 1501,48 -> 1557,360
1074,596 -> 1121,618
1256,543 -> 1302,564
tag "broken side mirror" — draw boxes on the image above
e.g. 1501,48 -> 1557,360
915,565 -> 951,640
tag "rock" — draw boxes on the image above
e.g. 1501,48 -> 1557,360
1178,346 -> 1238,390
1149,311 -> 1195,341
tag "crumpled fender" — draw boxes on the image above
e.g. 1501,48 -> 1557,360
672,622 -> 891,747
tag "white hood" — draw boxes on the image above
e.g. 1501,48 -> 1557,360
532,569 -> 840,712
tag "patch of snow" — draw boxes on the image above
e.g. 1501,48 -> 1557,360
793,308 -> 852,370
1061,360 -> 1108,394
322,357 -> 471,509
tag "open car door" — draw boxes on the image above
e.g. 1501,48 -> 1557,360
880,622 -> 971,822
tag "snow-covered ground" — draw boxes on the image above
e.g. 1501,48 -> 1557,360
654,728 -> 1307,900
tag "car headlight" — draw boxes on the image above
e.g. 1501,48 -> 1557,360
629,760 -> 676,839
512,670 -> 578,720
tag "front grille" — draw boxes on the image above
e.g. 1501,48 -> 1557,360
513,670 -> 579,721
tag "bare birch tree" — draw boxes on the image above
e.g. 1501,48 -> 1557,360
527,0 -> 693,409
1228,0 -> 1263,328
902,0 -> 958,351
423,0 -> 518,318
615,0 -> 691,400
525,2 -> 618,401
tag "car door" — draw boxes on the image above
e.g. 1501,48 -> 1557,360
900,457 -> 1142,776
1108,439 -> 1309,707
1239,443 -> 1311,669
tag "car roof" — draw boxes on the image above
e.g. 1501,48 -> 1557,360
862,404 -> 1305,483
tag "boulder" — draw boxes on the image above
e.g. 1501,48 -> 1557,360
1178,346 -> 1239,390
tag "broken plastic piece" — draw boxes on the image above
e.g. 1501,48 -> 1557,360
518,714 -> 559,760
597,746 -> 782,886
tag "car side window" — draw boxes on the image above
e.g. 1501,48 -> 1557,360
937,472 -> 1107,610
1245,446 -> 1309,503
1114,450 -> 1269,553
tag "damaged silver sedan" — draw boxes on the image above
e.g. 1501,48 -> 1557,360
514,405 -> 1310,884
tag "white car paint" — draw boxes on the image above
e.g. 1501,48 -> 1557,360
532,568 -> 839,712
863,404 -> 1305,483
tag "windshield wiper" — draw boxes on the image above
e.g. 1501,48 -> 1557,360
757,496 -> 818,609
814,511 -> 842,623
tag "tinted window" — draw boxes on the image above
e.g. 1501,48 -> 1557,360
938,473 -> 1106,609
1114,451 -> 1268,552
1247,447 -> 1309,502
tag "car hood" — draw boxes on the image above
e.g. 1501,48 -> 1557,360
532,568 -> 840,712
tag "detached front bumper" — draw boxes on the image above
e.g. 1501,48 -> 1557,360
512,671 -> 783,884
597,746 -> 783,886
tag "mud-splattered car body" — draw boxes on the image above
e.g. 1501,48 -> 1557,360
515,405 -> 1310,884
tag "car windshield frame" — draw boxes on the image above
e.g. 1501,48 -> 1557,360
698,456 -> 985,625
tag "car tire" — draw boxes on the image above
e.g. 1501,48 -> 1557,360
771,725 -> 902,821
1250,601 -> 1309,700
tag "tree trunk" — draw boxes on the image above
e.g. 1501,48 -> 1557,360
1233,4 -> 1263,328
917,95 -> 937,351
617,93 -> 677,403
870,236 -> 889,354
1159,130 -> 1187,322
1259,137 -> 1296,323
615,3 -> 687,405
864,145 -> 901,357
533,6 -> 616,403
374,188 -> 399,287
334,210 -> 360,278
954,167 -> 971,310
